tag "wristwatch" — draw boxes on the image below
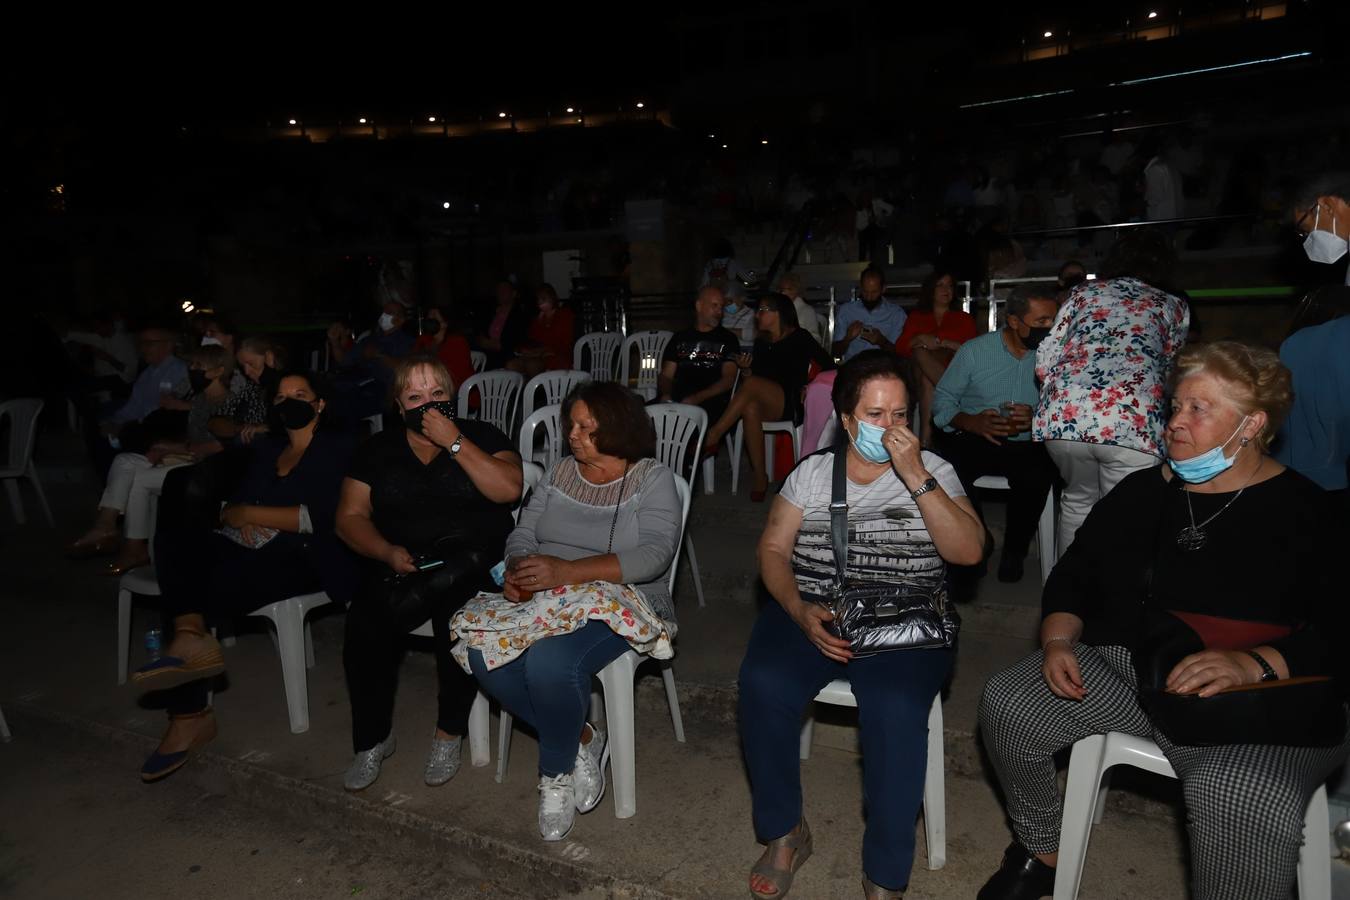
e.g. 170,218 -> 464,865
449,435 -> 464,456
909,477 -> 938,500
1247,650 -> 1278,682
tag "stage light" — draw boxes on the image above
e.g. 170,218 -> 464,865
708,134 -> 715,139
1043,30 -> 1053,38
636,101 -> 645,109
566,107 -> 574,113
359,117 -> 367,124
721,144 -> 728,149
181,300 -> 195,313
288,119 -> 297,125
443,202 -> 451,209
761,139 -> 769,145
428,116 -> 437,123
1147,10 -> 1158,18
498,112 -> 508,118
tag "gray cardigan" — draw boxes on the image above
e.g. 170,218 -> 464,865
504,457 -> 682,622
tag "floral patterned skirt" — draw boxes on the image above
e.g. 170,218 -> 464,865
449,581 -> 675,673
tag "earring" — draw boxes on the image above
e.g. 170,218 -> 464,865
1240,437 -> 1250,447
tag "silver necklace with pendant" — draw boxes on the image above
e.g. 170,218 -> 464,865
1176,458 -> 1261,551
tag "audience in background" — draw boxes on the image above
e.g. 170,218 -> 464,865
658,286 -> 740,426
475,280 -> 533,370
65,309 -> 138,398
702,237 -> 756,300
507,284 -> 575,378
1273,284 -> 1350,501
702,293 -> 835,501
1033,230 -> 1190,556
896,270 -> 977,447
932,285 -> 1060,586
413,306 -> 476,389
221,336 -> 285,444
832,267 -> 906,363
777,272 -> 826,347
91,326 -> 190,478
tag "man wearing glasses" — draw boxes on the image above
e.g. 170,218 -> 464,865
1294,174 -> 1350,285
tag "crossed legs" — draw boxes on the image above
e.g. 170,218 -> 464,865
704,375 -> 786,495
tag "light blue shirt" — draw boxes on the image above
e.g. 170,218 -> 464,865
1273,316 -> 1350,490
932,330 -> 1039,442
831,299 -> 907,361
109,356 -> 188,425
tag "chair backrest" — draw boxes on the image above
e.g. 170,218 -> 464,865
518,404 -> 565,473
513,460 -> 545,524
457,370 -> 523,435
521,369 -> 591,419
470,350 -> 487,373
572,332 -> 622,382
618,330 -> 673,401
645,403 -> 708,487
0,398 -> 44,476
666,473 -> 692,594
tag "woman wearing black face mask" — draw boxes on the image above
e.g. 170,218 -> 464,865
335,357 -> 522,793
130,370 -> 356,782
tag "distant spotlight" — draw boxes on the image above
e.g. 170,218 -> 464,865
576,118 -> 582,123
288,119 -> 297,125
721,143 -> 728,149
1043,30 -> 1053,38
636,101 -> 645,109
761,139 -> 769,145
708,133 -> 715,139
181,300 -> 195,313
498,111 -> 508,119
565,107 -> 574,113
1147,10 -> 1158,17
428,116 -> 437,123
442,201 -> 451,210
359,117 -> 367,124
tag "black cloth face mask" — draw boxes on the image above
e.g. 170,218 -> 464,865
1023,326 -> 1052,351
272,397 -> 318,431
403,399 -> 457,432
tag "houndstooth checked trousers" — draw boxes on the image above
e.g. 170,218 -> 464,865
979,643 -> 1350,900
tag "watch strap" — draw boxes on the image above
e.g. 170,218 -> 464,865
449,435 -> 464,455
910,476 -> 938,500
1247,650 -> 1277,682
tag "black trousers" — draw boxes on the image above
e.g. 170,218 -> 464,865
153,531 -> 325,714
938,431 -> 1056,560
342,548 -> 490,753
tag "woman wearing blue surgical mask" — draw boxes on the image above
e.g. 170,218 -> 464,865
977,341 -> 1348,900
739,350 -> 984,899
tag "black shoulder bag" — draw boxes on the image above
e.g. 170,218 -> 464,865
822,447 -> 960,657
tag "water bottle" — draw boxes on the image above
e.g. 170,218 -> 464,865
145,627 -> 163,662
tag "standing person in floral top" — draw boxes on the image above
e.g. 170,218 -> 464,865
1033,231 -> 1190,558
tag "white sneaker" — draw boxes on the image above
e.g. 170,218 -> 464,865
572,723 -> 609,814
344,734 -> 397,792
538,773 -> 576,841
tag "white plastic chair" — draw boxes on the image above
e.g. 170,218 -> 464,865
0,398 -> 54,527
618,330 -> 673,401
363,413 -> 384,435
521,369 -> 591,420
1055,731 -> 1330,900
244,591 -> 332,734
495,474 -> 692,817
518,404 -> 564,472
646,403 -> 707,607
971,475 -> 1056,584
470,350 -> 487,373
729,420 -> 801,495
799,679 -> 947,870
458,370 -> 523,436
573,332 -> 622,382
0,702 -> 12,742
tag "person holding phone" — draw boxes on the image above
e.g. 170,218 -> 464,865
831,267 -> 907,363
932,285 -> 1060,585
336,357 -> 522,793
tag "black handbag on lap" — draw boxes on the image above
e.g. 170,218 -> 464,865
377,542 -> 490,634
818,448 -> 959,657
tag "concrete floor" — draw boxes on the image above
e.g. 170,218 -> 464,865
0,443 -> 1339,898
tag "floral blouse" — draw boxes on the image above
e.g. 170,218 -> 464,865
1033,277 -> 1189,457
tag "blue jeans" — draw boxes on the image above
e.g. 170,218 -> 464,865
739,601 -> 953,891
469,621 -> 630,777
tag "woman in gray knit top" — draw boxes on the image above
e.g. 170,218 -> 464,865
454,382 -> 683,842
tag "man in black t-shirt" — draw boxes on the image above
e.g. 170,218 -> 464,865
658,286 -> 740,424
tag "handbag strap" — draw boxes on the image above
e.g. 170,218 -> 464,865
830,448 -> 849,591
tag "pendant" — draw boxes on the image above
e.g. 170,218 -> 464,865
1176,525 -> 1207,551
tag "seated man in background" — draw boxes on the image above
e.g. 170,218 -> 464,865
92,325 -> 189,478
658,286 -> 740,427
327,302 -> 415,421
932,285 -> 1060,585
832,266 -> 906,363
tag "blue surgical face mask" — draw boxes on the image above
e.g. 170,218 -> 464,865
850,419 -> 891,464
1167,416 -> 1248,483
723,302 -> 738,315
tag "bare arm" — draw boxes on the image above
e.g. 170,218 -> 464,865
684,360 -> 738,406
334,477 -> 415,573
657,362 -> 677,402
758,497 -> 853,662
881,424 -> 984,564
420,410 -> 522,504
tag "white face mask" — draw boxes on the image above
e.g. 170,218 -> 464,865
1303,206 -> 1348,265
200,335 -> 223,347
378,312 -> 397,332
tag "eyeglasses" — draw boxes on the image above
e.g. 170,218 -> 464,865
755,306 -> 775,314
1295,203 -> 1319,240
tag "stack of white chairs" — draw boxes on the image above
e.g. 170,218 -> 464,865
0,398 -> 54,527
